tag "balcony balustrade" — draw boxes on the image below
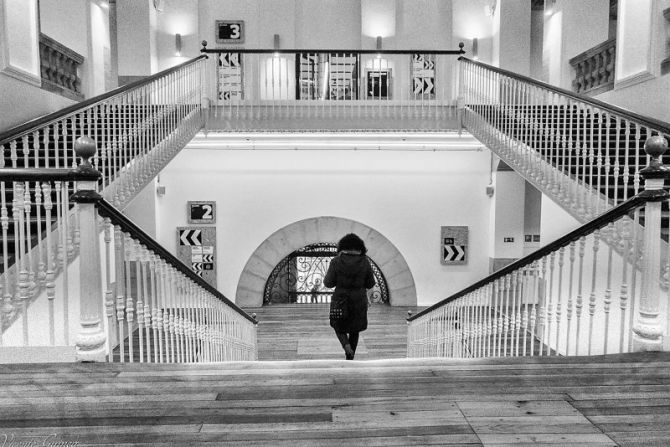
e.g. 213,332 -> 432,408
39,33 -> 85,101
569,38 -> 616,96
200,43 -> 465,131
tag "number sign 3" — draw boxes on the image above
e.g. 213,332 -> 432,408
216,21 -> 244,43
188,201 -> 216,224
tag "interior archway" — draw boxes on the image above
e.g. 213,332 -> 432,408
235,217 -> 417,307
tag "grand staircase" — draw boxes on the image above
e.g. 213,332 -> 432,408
1,352 -> 668,446
246,304 -> 422,361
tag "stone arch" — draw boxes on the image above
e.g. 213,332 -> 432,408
235,216 -> 417,307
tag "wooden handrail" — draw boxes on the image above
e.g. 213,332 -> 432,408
200,42 -> 466,56
408,194 -> 647,322
0,167 -> 100,182
93,198 -> 257,325
459,57 -> 670,136
0,55 -> 207,146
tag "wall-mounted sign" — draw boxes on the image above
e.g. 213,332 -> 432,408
441,226 -> 468,265
215,20 -> 244,43
411,54 -> 435,99
177,226 -> 217,288
188,201 -> 216,224
217,52 -> 243,101
504,237 -> 515,243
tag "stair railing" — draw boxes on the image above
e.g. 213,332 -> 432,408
200,42 -> 465,130
0,55 -> 207,210
0,57 -> 208,341
458,57 -> 670,224
408,136 -> 670,358
1,138 -> 258,362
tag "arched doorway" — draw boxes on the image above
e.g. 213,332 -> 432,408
235,216 -> 416,307
263,243 -> 389,305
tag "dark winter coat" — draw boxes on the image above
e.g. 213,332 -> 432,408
324,252 -> 376,333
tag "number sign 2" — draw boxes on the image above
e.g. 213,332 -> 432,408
216,20 -> 244,43
188,201 -> 216,224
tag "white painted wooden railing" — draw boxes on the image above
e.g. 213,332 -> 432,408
458,57 -> 670,224
200,44 -> 464,129
1,138 -> 258,362
0,56 -> 207,210
408,136 -> 670,358
0,57 -> 207,356
0,176 -> 84,348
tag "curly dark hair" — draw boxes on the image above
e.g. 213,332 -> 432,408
337,233 -> 367,255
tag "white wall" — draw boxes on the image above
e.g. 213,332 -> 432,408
0,74 -> 74,131
596,0 -> 670,123
0,0 -> 78,131
544,0 -> 609,90
117,0 -> 156,76
153,0 -> 199,71
492,170 -> 526,259
39,0 -> 89,56
122,179 -> 158,239
496,0 -> 531,75
540,193 -> 581,246
452,0 -> 494,63
156,147 -> 492,306
88,1 -> 111,96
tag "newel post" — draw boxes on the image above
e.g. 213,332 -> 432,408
633,135 -> 670,351
70,136 -> 106,361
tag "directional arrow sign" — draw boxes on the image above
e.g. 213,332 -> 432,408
443,245 -> 467,262
179,229 -> 202,246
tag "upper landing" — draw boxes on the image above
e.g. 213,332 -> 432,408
203,104 -> 461,132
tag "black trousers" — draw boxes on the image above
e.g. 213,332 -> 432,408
335,331 -> 359,357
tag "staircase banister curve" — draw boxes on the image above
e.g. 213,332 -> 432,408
93,198 -> 257,325
408,194 -> 647,322
459,57 -> 670,136
0,55 -> 207,146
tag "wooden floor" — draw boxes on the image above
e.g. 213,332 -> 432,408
0,352 -> 669,446
246,304 -> 422,361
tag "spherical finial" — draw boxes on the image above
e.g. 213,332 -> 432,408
458,41 -> 465,50
74,136 -> 97,166
644,135 -> 668,160
201,40 -> 208,48
252,312 -> 257,322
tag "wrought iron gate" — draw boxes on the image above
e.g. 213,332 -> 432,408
263,243 -> 389,305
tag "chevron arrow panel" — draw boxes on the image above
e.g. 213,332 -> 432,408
177,227 -> 217,287
441,226 -> 468,265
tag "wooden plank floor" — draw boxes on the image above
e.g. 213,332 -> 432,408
0,352 -> 668,445
245,304 -> 423,361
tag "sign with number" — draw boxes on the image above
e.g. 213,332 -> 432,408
216,20 -> 244,43
177,226 -> 217,288
441,226 -> 468,265
188,201 -> 216,224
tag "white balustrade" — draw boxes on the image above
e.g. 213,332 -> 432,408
202,46 -> 463,130
458,58 -> 670,224
0,57 -> 207,210
408,136 -> 670,358
1,136 -> 257,363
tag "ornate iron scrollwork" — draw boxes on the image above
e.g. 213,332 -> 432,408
263,243 -> 389,305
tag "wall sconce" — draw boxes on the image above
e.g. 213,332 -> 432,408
273,34 -> 280,57
175,33 -> 182,57
376,36 -> 382,59
472,37 -> 478,60
545,0 -> 556,16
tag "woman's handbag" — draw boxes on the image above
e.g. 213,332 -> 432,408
329,296 -> 349,324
